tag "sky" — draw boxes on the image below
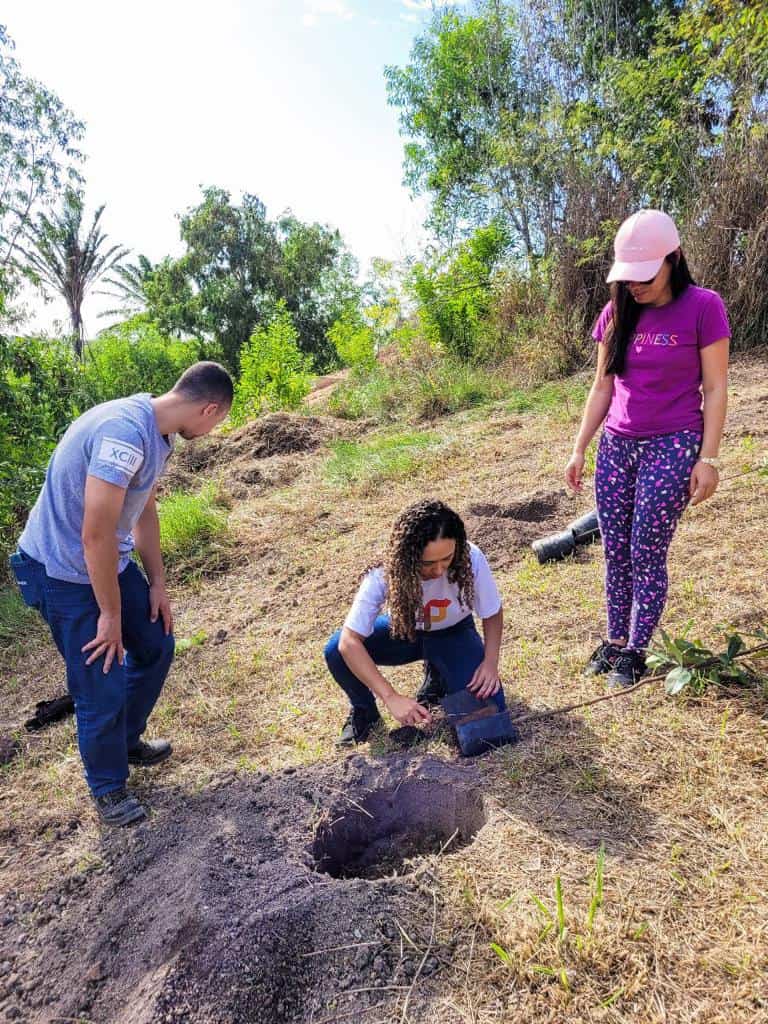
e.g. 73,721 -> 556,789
3,0 -> 464,335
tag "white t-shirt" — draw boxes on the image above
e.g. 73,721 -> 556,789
343,542 -> 502,638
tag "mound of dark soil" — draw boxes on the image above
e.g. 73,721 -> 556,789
464,490 -> 572,569
0,756 -> 485,1024
162,413 -> 356,497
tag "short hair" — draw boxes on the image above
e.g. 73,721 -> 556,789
173,361 -> 234,407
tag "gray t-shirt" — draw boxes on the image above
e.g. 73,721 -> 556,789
19,393 -> 173,583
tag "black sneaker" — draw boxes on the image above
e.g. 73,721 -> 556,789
335,707 -> 381,748
415,662 -> 446,709
127,739 -> 173,767
584,640 -> 624,677
93,788 -> 147,827
605,649 -> 647,689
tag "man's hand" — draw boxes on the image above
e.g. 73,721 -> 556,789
467,659 -> 501,700
149,582 -> 174,635
385,693 -> 433,727
82,613 -> 124,673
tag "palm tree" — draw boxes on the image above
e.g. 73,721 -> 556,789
23,189 -> 128,357
95,253 -> 156,320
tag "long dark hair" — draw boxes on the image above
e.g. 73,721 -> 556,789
376,499 -> 473,641
603,252 -> 696,375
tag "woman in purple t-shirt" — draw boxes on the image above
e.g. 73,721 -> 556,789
565,210 -> 730,687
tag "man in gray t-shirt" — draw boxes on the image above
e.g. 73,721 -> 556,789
10,362 -> 233,827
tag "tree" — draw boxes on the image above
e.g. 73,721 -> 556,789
23,189 -> 128,357
96,254 -> 156,320
146,187 -> 359,371
0,26 -> 84,303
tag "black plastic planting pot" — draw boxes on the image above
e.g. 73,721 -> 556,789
569,510 -> 601,545
531,529 -> 576,564
531,508 -> 601,564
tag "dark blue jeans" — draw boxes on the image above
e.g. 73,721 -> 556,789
324,614 -> 506,713
9,550 -> 174,797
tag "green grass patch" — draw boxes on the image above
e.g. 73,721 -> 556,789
506,378 -> 589,417
0,586 -> 40,651
157,483 -> 230,578
328,361 -> 505,423
323,431 -> 441,488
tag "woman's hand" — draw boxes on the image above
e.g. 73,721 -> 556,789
565,451 -> 586,493
467,659 -> 501,700
385,693 -> 432,727
689,461 -> 719,506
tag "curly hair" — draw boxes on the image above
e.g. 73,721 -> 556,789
376,499 -> 474,641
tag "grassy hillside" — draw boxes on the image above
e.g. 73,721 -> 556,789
0,362 -> 766,1023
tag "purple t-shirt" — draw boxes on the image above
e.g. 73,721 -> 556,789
593,285 -> 730,439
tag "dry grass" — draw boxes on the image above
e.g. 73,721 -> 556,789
1,359 -> 767,1023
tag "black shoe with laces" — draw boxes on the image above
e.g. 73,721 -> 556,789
415,662 -> 446,709
584,640 -> 624,677
605,649 -> 647,689
335,706 -> 381,748
127,738 -> 173,767
93,788 -> 147,827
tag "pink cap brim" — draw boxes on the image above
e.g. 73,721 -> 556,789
606,256 -> 665,284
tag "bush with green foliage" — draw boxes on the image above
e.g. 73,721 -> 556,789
230,307 -> 313,426
83,315 -> 208,403
327,306 -> 376,371
409,224 -> 509,362
0,334 -> 91,561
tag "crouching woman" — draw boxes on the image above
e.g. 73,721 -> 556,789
324,499 -> 506,746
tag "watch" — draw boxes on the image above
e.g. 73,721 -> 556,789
698,456 -> 720,469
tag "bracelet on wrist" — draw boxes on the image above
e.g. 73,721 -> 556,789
698,456 -> 720,470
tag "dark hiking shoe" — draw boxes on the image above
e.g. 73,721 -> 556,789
415,662 -> 447,709
93,788 -> 147,828
335,707 -> 381,748
605,649 -> 647,689
127,739 -> 173,767
584,640 -> 624,677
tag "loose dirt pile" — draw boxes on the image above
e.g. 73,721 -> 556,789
0,756 -> 486,1024
162,412 -> 358,497
464,489 -> 576,568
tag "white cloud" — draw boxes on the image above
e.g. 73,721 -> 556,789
400,12 -> 419,22
302,0 -> 354,26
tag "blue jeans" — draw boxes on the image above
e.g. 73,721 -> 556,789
324,614 -> 506,713
9,550 -> 174,797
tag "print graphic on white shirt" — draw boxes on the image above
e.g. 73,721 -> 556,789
343,543 -> 502,638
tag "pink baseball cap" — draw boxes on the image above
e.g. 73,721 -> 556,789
607,209 -> 681,283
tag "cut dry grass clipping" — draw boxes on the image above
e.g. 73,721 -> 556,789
1,359 -> 767,1023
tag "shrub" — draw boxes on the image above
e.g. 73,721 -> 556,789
409,224 -> 509,362
327,306 -> 376,371
83,316 -> 208,403
0,334 -> 91,564
230,307 -> 313,427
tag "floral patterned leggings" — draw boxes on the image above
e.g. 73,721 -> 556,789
595,428 -> 701,651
